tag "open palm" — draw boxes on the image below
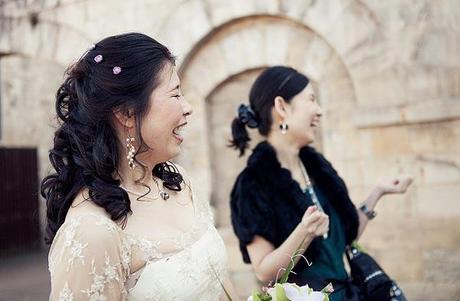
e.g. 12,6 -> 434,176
376,174 -> 413,195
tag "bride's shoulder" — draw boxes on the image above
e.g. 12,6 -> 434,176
48,191 -> 128,289
66,189 -> 110,217
56,189 -> 121,241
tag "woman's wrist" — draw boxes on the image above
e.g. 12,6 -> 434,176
359,203 -> 377,220
365,187 -> 384,208
373,185 -> 385,198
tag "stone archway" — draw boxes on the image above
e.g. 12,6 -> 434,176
177,15 -> 357,228
176,13 -> 361,296
0,0 -> 379,247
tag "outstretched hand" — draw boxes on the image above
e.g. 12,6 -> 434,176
376,174 -> 413,195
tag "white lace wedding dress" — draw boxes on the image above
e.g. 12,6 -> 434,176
48,188 -> 227,301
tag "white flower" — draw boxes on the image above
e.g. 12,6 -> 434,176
284,283 -> 306,300
269,283 -> 325,301
306,292 -> 326,301
246,296 -> 254,301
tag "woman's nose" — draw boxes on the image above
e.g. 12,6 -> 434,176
183,97 -> 193,116
316,104 -> 323,117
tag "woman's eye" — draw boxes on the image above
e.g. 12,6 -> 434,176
173,94 -> 181,99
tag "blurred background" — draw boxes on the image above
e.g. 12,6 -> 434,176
1,0 -> 459,300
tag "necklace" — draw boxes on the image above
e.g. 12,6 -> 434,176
298,158 -> 328,239
120,178 -> 169,201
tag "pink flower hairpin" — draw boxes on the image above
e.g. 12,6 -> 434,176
94,54 -> 103,63
113,66 -> 122,74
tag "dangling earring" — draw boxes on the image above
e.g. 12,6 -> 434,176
280,122 -> 289,134
126,132 -> 136,169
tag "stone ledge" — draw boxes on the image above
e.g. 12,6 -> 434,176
354,97 -> 460,128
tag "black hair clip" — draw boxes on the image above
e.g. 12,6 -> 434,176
238,104 -> 259,128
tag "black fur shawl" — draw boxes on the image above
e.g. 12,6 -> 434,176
230,141 -> 359,267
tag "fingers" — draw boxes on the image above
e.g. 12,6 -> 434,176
315,220 -> 329,236
305,210 -> 324,223
302,211 -> 329,236
316,215 -> 330,235
310,215 -> 329,236
302,206 -> 319,223
402,176 -> 414,187
386,175 -> 414,193
305,205 -> 317,215
395,176 -> 414,192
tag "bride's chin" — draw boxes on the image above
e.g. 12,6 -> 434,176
167,144 -> 182,159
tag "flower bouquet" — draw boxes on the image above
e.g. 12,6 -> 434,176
217,237 -> 333,301
247,282 -> 333,301
243,236 -> 333,301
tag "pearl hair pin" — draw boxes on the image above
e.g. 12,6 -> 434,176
113,66 -> 122,74
94,54 -> 103,63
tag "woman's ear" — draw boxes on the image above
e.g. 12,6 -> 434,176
274,96 -> 288,120
113,108 -> 135,128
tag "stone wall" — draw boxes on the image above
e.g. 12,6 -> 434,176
1,0 -> 459,299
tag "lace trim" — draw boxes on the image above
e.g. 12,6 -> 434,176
80,252 -> 121,300
127,226 -> 227,300
59,282 -> 74,301
50,195 -> 217,299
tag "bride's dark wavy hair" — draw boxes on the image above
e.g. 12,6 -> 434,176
41,32 -> 184,244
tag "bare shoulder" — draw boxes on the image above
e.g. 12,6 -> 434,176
66,188 -> 111,220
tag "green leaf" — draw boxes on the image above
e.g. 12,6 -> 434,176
274,284 -> 289,301
351,241 -> 365,252
252,291 -> 262,301
260,293 -> 273,301
252,291 -> 272,301
278,235 -> 309,284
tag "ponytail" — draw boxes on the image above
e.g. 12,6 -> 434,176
229,104 -> 259,157
230,117 -> 250,157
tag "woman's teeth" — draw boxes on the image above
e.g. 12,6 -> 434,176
173,124 -> 186,135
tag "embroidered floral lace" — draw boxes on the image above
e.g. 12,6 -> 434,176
48,188 -> 227,301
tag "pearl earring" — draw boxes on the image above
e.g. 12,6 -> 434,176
280,122 -> 289,134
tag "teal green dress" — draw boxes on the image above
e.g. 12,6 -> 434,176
297,186 -> 348,301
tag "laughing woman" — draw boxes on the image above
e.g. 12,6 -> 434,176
42,33 -> 238,300
229,66 -> 413,301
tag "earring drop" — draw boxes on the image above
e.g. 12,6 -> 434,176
159,191 -> 170,201
280,122 -> 289,134
126,133 -> 136,169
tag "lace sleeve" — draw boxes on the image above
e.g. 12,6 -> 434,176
48,214 -> 128,300
195,188 -> 215,225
